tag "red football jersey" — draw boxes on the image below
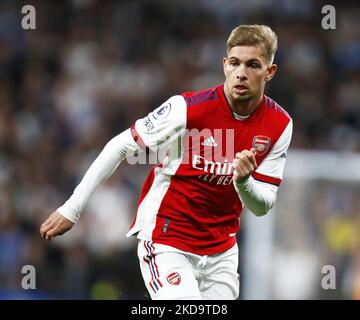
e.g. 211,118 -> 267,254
127,84 -> 292,255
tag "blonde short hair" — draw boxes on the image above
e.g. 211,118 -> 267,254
227,25 -> 278,64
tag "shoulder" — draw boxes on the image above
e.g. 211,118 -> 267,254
145,95 -> 187,126
261,95 -> 292,133
262,95 -> 292,121
259,96 -> 293,144
181,86 -> 220,107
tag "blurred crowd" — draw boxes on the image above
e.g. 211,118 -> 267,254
0,0 -> 359,299
274,179 -> 360,300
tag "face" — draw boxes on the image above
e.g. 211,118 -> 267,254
223,45 -> 277,103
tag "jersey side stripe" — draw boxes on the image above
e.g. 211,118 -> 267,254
187,95 -> 219,107
252,171 -> 281,186
186,89 -> 216,102
185,91 -> 219,107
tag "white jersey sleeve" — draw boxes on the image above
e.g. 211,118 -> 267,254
234,119 -> 293,216
253,119 -> 293,185
57,128 -> 139,223
57,95 -> 187,223
131,95 -> 187,152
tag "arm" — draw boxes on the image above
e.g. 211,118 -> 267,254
40,129 -> 139,240
57,128 -> 138,223
233,175 -> 277,216
232,119 -> 293,216
40,95 -> 187,240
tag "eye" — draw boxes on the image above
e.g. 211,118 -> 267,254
249,63 -> 260,69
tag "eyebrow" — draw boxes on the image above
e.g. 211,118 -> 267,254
228,57 -> 262,64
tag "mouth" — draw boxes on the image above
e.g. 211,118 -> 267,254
234,84 -> 248,95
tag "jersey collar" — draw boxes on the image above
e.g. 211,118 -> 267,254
217,84 -> 265,121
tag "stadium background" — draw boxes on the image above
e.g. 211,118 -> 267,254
0,0 -> 359,299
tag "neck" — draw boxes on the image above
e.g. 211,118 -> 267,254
224,85 -> 263,116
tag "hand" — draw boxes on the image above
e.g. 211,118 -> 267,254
233,148 -> 257,183
40,211 -> 74,241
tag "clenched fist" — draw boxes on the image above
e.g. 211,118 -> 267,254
232,148 -> 257,183
40,211 -> 74,241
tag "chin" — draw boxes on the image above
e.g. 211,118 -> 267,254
233,92 -> 251,101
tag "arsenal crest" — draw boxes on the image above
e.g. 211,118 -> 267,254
166,272 -> 181,286
252,135 -> 271,156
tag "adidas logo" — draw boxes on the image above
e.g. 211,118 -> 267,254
201,136 -> 218,147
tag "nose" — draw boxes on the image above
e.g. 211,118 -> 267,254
236,64 -> 248,81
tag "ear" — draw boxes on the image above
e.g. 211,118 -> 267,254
265,64 -> 277,81
223,57 -> 227,77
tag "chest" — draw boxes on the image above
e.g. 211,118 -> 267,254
184,111 -> 275,166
